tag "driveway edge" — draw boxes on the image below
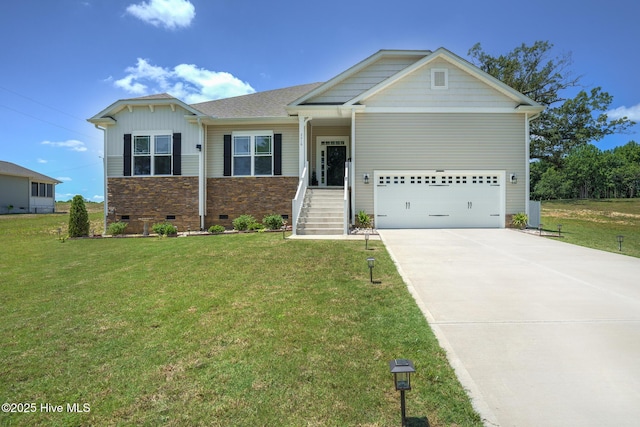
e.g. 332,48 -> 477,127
379,231 -> 500,427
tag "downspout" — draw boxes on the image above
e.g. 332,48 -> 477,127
350,108 -> 356,225
198,117 -> 206,230
524,113 -> 530,218
94,124 -> 107,234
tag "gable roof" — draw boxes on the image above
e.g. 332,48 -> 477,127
87,93 -> 206,126
345,48 -> 543,110
289,50 -> 431,106
0,161 -> 61,183
190,83 -> 323,118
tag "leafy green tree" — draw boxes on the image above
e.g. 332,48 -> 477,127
532,164 -> 572,200
469,41 -> 635,167
68,195 -> 90,237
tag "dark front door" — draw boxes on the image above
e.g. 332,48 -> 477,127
326,146 -> 347,186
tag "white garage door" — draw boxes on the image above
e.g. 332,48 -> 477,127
374,171 -> 505,228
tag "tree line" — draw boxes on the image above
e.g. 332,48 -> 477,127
469,41 -> 637,200
531,141 -> 640,199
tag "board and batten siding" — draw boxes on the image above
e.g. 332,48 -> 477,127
105,104 -> 201,177
206,124 -> 298,178
365,58 -> 516,108
354,113 -> 527,215
307,55 -> 425,104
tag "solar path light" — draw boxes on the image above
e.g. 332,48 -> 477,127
617,235 -> 624,251
557,224 -> 562,237
367,257 -> 375,283
389,359 -> 415,427
365,232 -> 370,250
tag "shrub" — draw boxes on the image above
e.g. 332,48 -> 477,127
68,195 -> 90,237
263,214 -> 284,230
511,212 -> 528,229
208,225 -> 225,234
232,214 -> 258,231
356,210 -> 372,228
152,222 -> 178,236
107,221 -> 128,235
249,222 -> 266,231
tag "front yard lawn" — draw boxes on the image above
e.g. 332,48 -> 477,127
0,212 -> 481,426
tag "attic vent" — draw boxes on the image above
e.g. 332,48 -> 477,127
431,68 -> 448,90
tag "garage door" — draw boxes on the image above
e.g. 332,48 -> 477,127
374,171 -> 505,228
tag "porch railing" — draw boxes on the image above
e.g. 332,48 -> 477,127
343,161 -> 350,235
291,161 -> 309,236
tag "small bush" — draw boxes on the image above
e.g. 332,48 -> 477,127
511,212 -> 528,229
208,225 -> 225,234
152,222 -> 178,236
107,221 -> 128,235
249,222 -> 266,231
232,214 -> 258,231
68,195 -> 90,237
356,210 -> 371,228
263,214 -> 284,230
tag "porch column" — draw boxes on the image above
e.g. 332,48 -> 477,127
298,116 -> 311,177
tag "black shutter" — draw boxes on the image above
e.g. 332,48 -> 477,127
172,133 -> 182,176
223,134 -> 232,176
274,133 -> 282,176
123,134 -> 132,176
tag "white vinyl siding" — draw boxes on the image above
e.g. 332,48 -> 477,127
206,124 -> 298,178
104,104 -> 200,177
306,55 -> 426,104
354,113 -> 526,216
365,58 -> 516,108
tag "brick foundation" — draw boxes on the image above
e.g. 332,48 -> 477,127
206,177 -> 298,229
107,177 -> 199,234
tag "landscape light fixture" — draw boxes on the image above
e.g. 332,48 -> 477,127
367,257 -> 375,283
557,224 -> 562,237
365,232 -> 370,250
539,223 -> 544,236
617,235 -> 624,251
389,359 -> 416,427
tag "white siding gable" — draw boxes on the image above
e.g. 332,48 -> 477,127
363,58 -> 517,109
105,104 -> 201,177
305,55 -> 425,104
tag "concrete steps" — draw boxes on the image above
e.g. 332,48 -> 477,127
296,188 -> 345,235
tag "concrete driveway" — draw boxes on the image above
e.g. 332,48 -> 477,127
379,229 -> 640,427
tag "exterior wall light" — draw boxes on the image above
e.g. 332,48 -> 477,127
363,173 -> 370,184
617,235 -> 624,251
510,173 -> 517,184
389,359 -> 416,426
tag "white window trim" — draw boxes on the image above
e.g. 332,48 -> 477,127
232,130 -> 274,176
132,130 -> 173,176
431,68 -> 449,90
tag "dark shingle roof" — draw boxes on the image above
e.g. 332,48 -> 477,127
190,83 -> 323,118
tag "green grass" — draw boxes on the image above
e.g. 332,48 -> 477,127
541,199 -> 640,258
0,208 -> 481,426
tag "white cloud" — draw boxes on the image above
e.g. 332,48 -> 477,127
41,139 -> 87,152
607,103 -> 640,122
56,177 -> 72,182
114,58 -> 255,103
37,158 -> 47,163
92,195 -> 104,201
126,0 -> 195,30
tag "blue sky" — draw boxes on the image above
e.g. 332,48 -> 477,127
1,0 -> 639,202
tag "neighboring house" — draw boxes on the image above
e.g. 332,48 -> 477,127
88,48 -> 543,235
0,161 -> 61,214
